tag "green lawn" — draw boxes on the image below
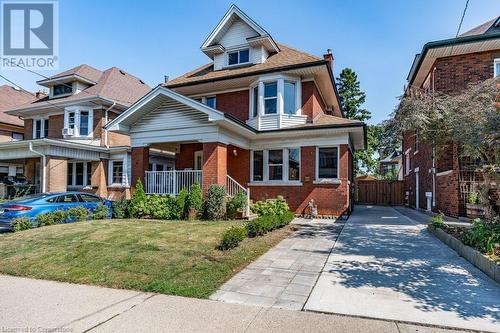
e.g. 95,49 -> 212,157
0,219 -> 291,298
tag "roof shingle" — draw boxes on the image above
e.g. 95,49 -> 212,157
0,85 -> 36,126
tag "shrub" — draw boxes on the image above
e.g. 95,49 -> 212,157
130,178 -> 147,218
245,211 -> 294,237
186,183 -> 203,216
145,195 -> 170,219
226,191 -> 247,219
67,206 -> 90,222
219,226 -> 247,250
204,184 -> 226,220
460,219 -> 500,254
11,217 -> 33,231
93,204 -> 110,220
429,214 -> 445,228
36,210 -> 67,226
468,192 -> 480,204
177,188 -> 189,219
251,196 -> 289,217
112,199 -> 130,219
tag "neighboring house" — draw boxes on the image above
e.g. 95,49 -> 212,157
106,5 -> 366,216
0,85 -> 37,179
379,151 -> 403,180
0,65 -> 173,200
402,16 -> 500,217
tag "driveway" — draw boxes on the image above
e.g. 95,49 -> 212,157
305,205 -> 500,332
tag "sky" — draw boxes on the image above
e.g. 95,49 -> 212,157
5,0 -> 500,124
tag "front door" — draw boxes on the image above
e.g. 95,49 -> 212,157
194,151 -> 203,170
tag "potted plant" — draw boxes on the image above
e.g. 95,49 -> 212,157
466,191 -> 485,219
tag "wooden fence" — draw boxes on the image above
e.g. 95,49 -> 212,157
355,180 -> 404,206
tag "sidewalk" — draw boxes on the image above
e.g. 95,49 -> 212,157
0,274 -> 463,333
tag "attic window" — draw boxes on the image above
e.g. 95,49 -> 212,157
228,48 -> 249,66
53,84 -> 72,96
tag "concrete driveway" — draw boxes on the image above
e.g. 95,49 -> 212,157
305,205 -> 500,332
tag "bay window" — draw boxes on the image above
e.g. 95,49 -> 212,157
252,86 -> 258,117
264,82 -> 277,114
284,81 -> 296,114
316,147 -> 339,180
64,106 -> 93,137
251,148 -> 301,183
67,162 -> 92,188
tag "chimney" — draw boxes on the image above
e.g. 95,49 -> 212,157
164,75 -> 169,83
323,49 -> 333,66
35,90 -> 45,99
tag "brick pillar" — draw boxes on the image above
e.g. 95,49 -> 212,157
24,158 -> 37,183
131,146 -> 149,189
92,160 -> 108,198
202,142 -> 227,194
46,156 -> 67,192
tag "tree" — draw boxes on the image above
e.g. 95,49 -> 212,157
336,68 -> 371,121
389,78 -> 499,222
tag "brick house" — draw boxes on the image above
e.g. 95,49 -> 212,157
0,85 -> 37,179
402,16 -> 500,217
107,5 -> 366,216
0,65 -> 173,200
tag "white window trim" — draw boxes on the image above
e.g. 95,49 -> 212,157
50,82 -> 74,99
226,47 -> 251,67
108,155 -> 129,187
249,75 -> 302,120
405,149 -> 412,175
249,148 -> 302,185
32,117 -> 48,139
194,150 -> 203,170
64,106 -> 93,138
494,58 -> 500,78
67,161 -> 91,188
314,146 -> 341,184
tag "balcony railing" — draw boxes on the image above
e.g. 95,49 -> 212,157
145,170 -> 202,195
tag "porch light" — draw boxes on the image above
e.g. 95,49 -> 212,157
233,149 -> 238,157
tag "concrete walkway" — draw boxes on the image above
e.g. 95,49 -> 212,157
305,205 -> 500,332
210,218 -> 344,310
0,274 -> 463,333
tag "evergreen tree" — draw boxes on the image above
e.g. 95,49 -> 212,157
336,68 -> 371,122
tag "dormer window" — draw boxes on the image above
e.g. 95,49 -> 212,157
53,83 -> 73,96
227,48 -> 250,66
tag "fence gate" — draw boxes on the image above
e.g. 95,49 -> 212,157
355,180 -> 404,206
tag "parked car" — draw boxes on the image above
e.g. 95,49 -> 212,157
0,192 -> 112,231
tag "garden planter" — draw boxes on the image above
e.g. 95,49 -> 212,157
466,203 -> 485,219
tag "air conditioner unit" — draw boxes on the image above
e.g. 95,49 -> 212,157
62,128 -> 74,136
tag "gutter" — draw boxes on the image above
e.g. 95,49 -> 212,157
28,142 -> 46,193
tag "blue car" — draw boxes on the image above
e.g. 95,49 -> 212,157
0,192 -> 112,231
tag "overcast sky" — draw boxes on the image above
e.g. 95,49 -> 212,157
5,0 -> 500,124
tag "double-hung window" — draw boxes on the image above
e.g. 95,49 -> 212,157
264,82 -> 277,114
283,81 -> 296,114
252,148 -> 301,183
33,118 -> 49,139
67,162 -> 92,188
228,48 -> 249,66
316,147 -> 339,180
64,107 -> 92,137
109,160 -> 124,186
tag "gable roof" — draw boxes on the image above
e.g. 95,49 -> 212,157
0,85 -> 36,126
201,4 -> 279,57
165,43 -> 322,88
8,66 -> 151,115
460,16 -> 500,37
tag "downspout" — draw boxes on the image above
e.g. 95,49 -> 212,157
103,102 -> 116,149
29,142 -> 46,193
431,67 -> 437,208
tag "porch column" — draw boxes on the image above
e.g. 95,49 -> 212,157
92,160 -> 108,198
46,156 -> 67,192
202,142 -> 227,193
131,146 -> 149,189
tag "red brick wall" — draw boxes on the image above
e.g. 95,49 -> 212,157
176,143 -> 203,169
24,119 -> 32,140
301,81 -> 328,120
47,114 -> 64,139
227,144 -> 250,186
202,142 -> 227,193
131,147 -> 149,187
215,90 -> 249,122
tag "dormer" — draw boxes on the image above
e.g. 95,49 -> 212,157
201,5 -> 279,71
37,74 -> 96,99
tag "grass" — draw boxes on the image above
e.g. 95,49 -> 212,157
0,219 -> 292,298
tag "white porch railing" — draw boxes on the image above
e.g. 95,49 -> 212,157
145,170 -> 202,195
226,175 -> 250,217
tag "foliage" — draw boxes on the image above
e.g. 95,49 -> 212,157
67,206 -> 90,222
10,217 -> 33,232
380,168 -> 399,181
36,210 -> 67,227
93,204 -> 110,220
112,200 -> 130,219
429,214 -> 445,228
468,192 -> 480,205
251,196 -> 289,217
245,211 -> 294,238
129,178 -> 147,218
204,184 -> 226,220
336,68 -> 371,122
143,195 -> 169,220
390,78 -> 500,221
460,219 -> 500,255
218,227 -> 247,251
226,191 -> 247,219
176,188 -> 189,219
186,183 -> 203,214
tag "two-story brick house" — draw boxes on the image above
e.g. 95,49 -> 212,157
0,85 -> 37,180
0,65 -> 173,200
402,16 -> 500,217
107,5 -> 366,216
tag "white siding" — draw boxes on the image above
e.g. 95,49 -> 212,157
219,18 -> 258,49
251,46 -> 268,64
214,53 -> 224,71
